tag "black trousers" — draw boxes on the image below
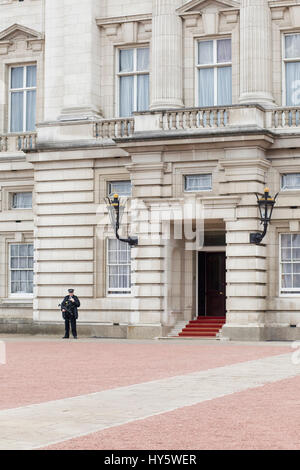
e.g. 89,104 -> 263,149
64,315 -> 77,338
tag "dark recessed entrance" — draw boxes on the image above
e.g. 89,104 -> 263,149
198,252 -> 226,317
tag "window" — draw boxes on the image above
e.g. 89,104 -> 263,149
11,192 -> 32,209
9,64 -> 36,133
184,174 -> 212,192
280,234 -> 300,295
10,243 -> 34,295
204,232 -> 226,247
281,173 -> 300,190
197,38 -> 232,107
107,238 -> 131,294
108,181 -> 132,197
284,34 -> 300,106
118,47 -> 149,117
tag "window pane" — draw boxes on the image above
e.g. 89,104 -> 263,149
108,181 -> 132,197
119,49 -> 134,72
10,244 -> 34,294
137,48 -> 149,71
11,67 -> 24,89
12,192 -> 32,209
282,263 -> 292,274
198,41 -> 213,65
293,274 -> 300,288
293,234 -> 300,247
10,92 -> 24,132
137,74 -> 149,111
19,245 -> 27,256
281,234 -> 291,248
217,67 -> 232,105
286,62 -> 300,106
292,248 -> 300,260
282,274 -> 292,288
119,76 -> 134,117
10,244 -> 18,256
11,257 -> 18,269
26,90 -> 36,131
285,34 -> 300,59
198,68 -> 214,106
282,173 -> 300,190
185,174 -> 212,191
107,239 -> 131,292
281,248 -> 292,261
26,65 -> 37,87
217,39 -> 231,63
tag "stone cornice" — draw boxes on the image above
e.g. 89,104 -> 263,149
96,14 -> 152,26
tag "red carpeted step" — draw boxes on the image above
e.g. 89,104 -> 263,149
193,322 -> 225,325
179,331 -> 217,337
177,316 -> 226,337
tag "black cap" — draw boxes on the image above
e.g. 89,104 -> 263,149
68,289 -> 74,293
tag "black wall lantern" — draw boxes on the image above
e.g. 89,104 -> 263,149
250,188 -> 278,245
105,193 -> 138,247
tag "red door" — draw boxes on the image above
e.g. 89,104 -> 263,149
205,252 -> 226,317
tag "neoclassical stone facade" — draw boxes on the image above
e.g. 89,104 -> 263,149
0,0 -> 300,340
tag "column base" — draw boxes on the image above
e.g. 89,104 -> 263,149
239,92 -> 275,108
150,99 -> 184,111
58,106 -> 103,121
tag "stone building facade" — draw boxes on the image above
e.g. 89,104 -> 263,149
0,0 -> 300,340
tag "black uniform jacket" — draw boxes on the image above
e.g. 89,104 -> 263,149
61,295 -> 80,320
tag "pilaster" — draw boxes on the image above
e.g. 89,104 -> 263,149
220,148 -> 271,340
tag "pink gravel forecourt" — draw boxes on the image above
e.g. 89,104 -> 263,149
41,374 -> 300,451
0,339 -> 289,411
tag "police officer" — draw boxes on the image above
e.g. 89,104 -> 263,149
61,288 -> 80,339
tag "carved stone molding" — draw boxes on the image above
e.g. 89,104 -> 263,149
0,24 -> 44,55
177,0 -> 240,34
97,15 -> 152,43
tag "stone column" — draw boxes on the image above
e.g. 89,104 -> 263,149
239,0 -> 274,106
44,0 -> 65,121
150,0 -> 184,110
44,0 -> 102,121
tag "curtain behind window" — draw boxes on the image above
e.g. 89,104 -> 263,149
286,62 -> 300,106
11,92 -> 23,132
12,192 -> 32,209
120,76 -> 134,117
198,68 -> 214,106
218,67 -> 232,105
137,74 -> 149,111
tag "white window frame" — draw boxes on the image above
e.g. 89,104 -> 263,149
11,191 -> 33,209
8,64 -> 37,133
9,243 -> 34,297
106,238 -> 132,296
184,174 -> 212,193
279,233 -> 300,297
195,37 -> 232,107
281,173 -> 300,191
116,46 -> 150,117
282,33 -> 300,106
107,181 -> 132,198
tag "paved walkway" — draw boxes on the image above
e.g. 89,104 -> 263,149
0,337 -> 299,450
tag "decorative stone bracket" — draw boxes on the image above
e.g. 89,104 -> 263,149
96,14 -> 152,42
